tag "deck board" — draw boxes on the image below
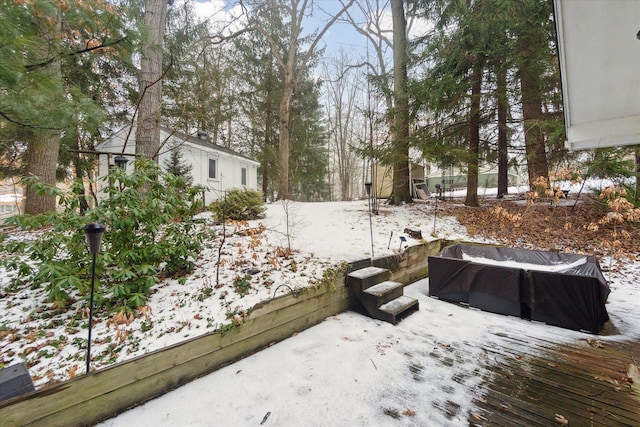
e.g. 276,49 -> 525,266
466,329 -> 640,426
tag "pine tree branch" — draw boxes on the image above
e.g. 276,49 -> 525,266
24,37 -> 128,72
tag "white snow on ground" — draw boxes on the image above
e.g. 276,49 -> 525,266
99,259 -> 640,427
0,200 -> 467,387
2,195 -> 640,426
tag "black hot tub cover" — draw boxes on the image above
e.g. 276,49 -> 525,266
428,244 -> 610,334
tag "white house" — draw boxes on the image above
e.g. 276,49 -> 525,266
96,126 -> 260,205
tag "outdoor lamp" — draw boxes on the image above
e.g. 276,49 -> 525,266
364,181 -> 372,196
113,155 -> 129,170
84,223 -> 105,374
85,223 -> 105,254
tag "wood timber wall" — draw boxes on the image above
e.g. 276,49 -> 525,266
0,241 -> 444,427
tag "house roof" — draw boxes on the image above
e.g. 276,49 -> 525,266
161,127 -> 259,165
99,125 -> 259,165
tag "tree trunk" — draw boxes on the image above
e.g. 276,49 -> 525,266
517,35 -> 549,187
24,130 -> 61,214
496,63 -> 509,198
465,62 -> 482,208
262,60 -> 273,202
24,11 -> 63,215
278,81 -> 294,199
390,0 -> 411,205
135,0 -> 168,161
72,142 -> 90,214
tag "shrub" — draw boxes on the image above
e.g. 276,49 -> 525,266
209,188 -> 265,222
1,158 -> 206,311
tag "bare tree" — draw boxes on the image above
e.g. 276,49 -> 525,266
343,0 -> 412,204
322,51 -> 365,200
250,0 -> 355,200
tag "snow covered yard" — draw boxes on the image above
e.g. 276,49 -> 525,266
0,200 -> 467,388
2,196 -> 640,426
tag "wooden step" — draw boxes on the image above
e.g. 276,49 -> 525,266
346,266 -> 390,293
377,296 -> 420,324
363,281 -> 404,306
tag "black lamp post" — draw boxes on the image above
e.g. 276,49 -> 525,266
84,223 -> 105,374
113,155 -> 129,170
433,184 -> 441,234
365,182 -> 374,260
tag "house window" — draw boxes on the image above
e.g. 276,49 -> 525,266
241,167 -> 247,186
208,158 -> 217,179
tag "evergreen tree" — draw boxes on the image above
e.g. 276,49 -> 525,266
410,0 -> 562,198
163,2 -> 237,145
0,0 -> 133,214
163,147 -> 193,188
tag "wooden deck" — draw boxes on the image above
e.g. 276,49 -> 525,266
466,324 -> 640,426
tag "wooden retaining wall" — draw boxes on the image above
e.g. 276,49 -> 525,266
0,241 -> 444,427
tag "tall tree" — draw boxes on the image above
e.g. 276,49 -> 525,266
249,0 -> 354,200
135,0 -> 170,161
390,0 -> 412,205
495,61 -> 509,198
233,6 -> 286,200
514,0 -> 550,186
322,51 -> 365,201
289,78 -> 330,201
163,2 -> 238,145
24,11 -> 63,215
0,0 -> 131,214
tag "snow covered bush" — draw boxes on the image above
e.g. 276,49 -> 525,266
1,158 -> 207,312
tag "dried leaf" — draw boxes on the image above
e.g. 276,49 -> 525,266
554,413 -> 569,425
586,338 -> 603,348
68,365 -> 78,379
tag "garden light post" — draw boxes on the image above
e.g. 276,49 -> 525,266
84,223 -> 105,374
433,184 -> 441,234
365,182 -> 374,260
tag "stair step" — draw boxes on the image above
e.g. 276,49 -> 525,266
346,266 -> 390,292
379,296 -> 420,319
363,281 -> 404,305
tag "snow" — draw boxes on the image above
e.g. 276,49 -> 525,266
461,253 -> 588,272
2,197 -> 640,426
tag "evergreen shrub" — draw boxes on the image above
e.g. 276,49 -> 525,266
0,158 -> 206,312
209,188 -> 265,222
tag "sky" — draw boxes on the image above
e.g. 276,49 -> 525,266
188,0 -> 432,61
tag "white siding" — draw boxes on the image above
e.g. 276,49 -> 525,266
96,127 -> 259,204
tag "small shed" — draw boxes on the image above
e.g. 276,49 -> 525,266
373,162 -> 425,199
96,126 -> 260,205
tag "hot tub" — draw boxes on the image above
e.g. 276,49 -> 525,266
428,244 -> 610,334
